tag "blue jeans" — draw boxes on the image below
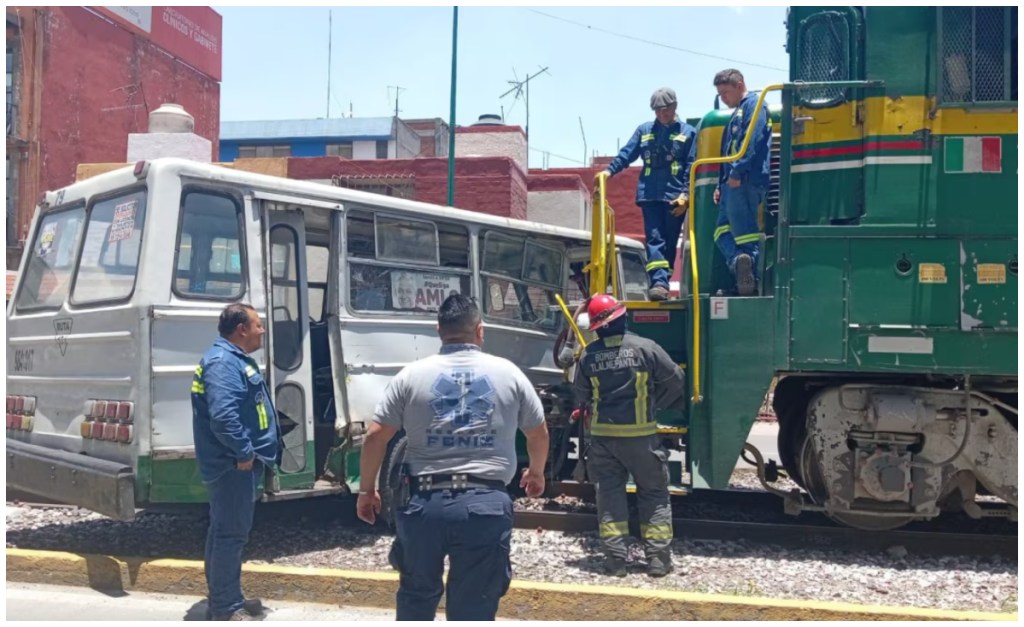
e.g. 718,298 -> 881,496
640,201 -> 685,289
389,488 -> 514,621
204,462 -> 261,618
715,183 -> 766,277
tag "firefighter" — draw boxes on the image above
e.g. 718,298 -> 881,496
572,294 -> 686,577
601,88 -> 696,301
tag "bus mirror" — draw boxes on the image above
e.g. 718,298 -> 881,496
489,283 -> 505,312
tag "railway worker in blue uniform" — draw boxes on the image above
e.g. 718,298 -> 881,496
602,87 -> 696,301
357,294 -> 550,621
191,303 -> 281,621
573,294 -> 686,577
711,68 -> 773,296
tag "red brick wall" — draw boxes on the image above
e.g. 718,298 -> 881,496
543,166 -> 644,240
286,156 -> 528,220
8,6 -> 220,252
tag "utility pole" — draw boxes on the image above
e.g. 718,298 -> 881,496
389,85 -> 405,119
579,116 -> 587,167
447,7 -> 458,206
326,10 -> 332,118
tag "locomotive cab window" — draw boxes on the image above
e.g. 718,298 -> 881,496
940,6 -> 1018,105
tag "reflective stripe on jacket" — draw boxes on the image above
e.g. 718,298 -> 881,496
572,332 -> 685,437
191,337 -> 281,483
607,119 -> 697,204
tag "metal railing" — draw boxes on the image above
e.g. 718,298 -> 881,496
588,172 -> 619,300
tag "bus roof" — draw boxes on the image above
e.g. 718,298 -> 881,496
48,158 -> 645,251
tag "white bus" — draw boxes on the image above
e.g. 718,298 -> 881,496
6,158 -> 650,519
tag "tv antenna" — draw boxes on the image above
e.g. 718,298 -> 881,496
500,66 -> 549,140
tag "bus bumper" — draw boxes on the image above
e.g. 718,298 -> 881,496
6,439 -> 136,521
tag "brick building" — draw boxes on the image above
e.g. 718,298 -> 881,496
5,6 -> 221,268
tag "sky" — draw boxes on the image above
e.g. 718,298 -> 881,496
215,6 -> 791,169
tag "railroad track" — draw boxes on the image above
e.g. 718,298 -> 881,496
8,487 -> 1015,558
513,506 -> 1017,558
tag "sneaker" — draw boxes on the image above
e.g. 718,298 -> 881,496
734,254 -> 755,296
648,285 -> 670,301
647,556 -> 673,578
210,609 -> 260,621
207,599 -> 265,621
605,557 -> 627,577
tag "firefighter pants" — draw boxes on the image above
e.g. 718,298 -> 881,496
715,183 -> 766,281
589,434 -> 673,562
388,488 -> 513,621
639,201 -> 684,289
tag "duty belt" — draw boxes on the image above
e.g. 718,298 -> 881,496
411,473 -> 506,493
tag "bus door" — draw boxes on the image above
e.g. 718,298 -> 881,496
255,193 -> 333,493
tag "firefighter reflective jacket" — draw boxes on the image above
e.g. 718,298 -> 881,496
572,332 -> 685,437
606,118 -> 697,204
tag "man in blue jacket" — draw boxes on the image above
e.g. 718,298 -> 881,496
603,88 -> 696,301
712,68 -> 772,296
192,303 -> 280,621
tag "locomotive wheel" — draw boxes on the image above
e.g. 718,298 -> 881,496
798,434 -> 917,531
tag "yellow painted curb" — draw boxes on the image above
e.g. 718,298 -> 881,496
6,548 -> 1016,621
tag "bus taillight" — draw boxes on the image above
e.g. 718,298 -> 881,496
82,399 -> 135,443
6,395 -> 36,432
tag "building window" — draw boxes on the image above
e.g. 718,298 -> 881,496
326,142 -> 353,158
376,140 -> 389,159
236,144 -> 292,158
940,7 -> 1017,104
6,41 -> 15,136
332,176 -> 414,199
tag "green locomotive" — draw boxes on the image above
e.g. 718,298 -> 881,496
624,6 -> 1017,529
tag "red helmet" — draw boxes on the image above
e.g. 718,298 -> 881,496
587,294 -> 626,331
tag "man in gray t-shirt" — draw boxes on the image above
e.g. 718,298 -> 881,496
357,294 -> 549,621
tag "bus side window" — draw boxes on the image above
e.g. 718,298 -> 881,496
346,208 -> 470,314
480,231 -> 564,331
174,192 -> 245,299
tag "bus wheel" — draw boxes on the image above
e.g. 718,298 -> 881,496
376,432 -> 408,529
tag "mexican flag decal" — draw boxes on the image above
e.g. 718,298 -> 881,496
944,136 -> 1002,173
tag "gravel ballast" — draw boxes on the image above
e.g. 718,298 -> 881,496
5,494 -> 1016,614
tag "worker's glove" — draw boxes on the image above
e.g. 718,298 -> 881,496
671,193 -> 689,217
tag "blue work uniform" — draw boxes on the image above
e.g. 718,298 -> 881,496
191,337 -> 280,619
715,91 -> 773,284
607,119 -> 696,289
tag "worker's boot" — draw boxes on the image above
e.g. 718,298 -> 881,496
734,254 -> 755,296
647,553 -> 673,578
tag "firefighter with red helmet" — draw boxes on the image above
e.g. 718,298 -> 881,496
572,294 -> 685,577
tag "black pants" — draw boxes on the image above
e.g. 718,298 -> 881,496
389,488 -> 513,621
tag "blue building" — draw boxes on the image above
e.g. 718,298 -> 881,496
219,116 -> 439,162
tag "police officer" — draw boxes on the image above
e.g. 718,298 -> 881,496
603,88 -> 697,301
573,294 -> 685,577
711,68 -> 772,296
357,294 -> 550,621
192,303 -> 280,621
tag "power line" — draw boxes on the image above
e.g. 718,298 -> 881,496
528,145 -> 586,166
527,9 -> 787,72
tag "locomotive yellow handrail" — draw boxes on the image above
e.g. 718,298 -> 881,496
589,172 -> 620,300
687,84 -> 782,403
554,293 -> 588,348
